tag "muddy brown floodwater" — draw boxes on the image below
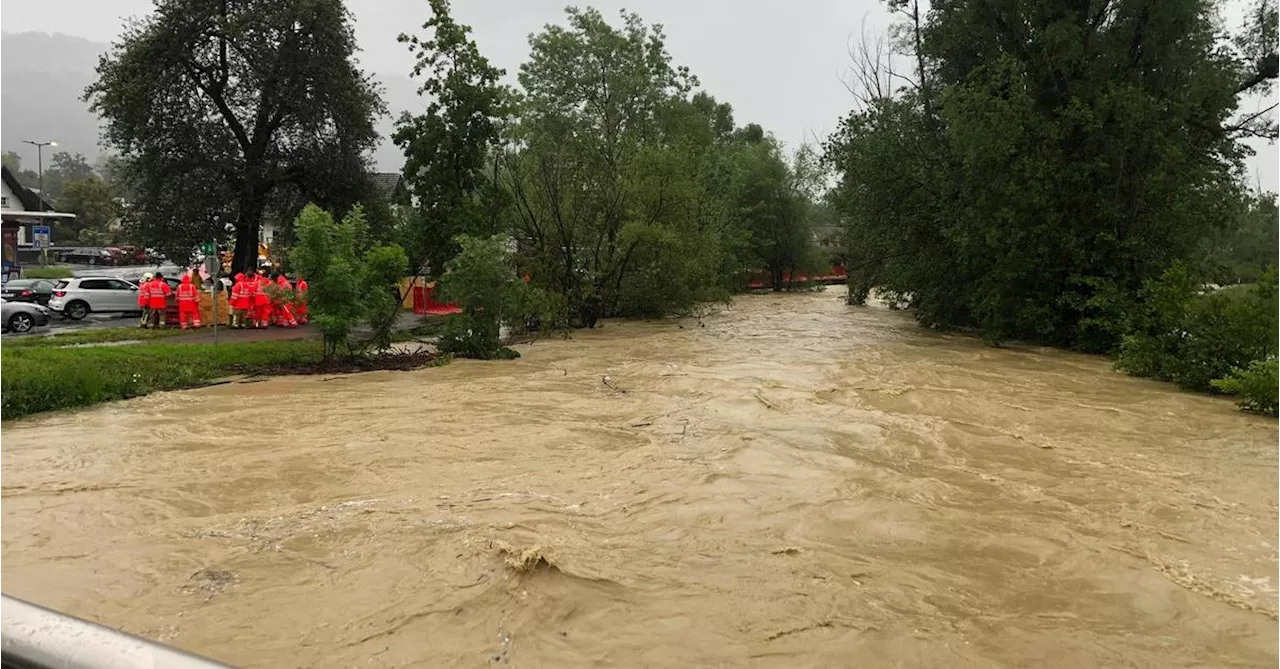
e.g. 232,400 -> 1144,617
2,292 -> 1277,667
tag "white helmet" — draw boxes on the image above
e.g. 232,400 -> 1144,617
142,272 -> 154,281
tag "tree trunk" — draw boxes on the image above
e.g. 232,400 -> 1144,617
231,188 -> 266,275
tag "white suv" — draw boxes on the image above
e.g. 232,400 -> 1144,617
48,277 -> 141,320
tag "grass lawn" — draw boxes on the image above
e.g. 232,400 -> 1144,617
19,266 -> 75,279
1,340 -> 323,420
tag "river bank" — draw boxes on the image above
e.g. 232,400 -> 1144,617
0,338 -> 447,420
2,291 -> 1275,667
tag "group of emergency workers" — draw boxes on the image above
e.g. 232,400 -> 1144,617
229,269 -> 308,329
134,267 -> 308,330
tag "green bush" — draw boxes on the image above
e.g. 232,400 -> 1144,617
1212,358 -> 1279,415
438,234 -> 554,359
1116,264 -> 1277,393
289,203 -> 409,358
21,266 -> 75,279
1,340 -> 322,420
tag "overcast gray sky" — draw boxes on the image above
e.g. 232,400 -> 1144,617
2,0 -> 1275,189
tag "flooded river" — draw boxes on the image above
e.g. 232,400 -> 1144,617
2,292 -> 1276,667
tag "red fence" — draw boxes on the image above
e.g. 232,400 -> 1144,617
746,264 -> 846,289
411,283 -> 461,315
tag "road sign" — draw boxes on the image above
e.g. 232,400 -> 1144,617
32,225 -> 51,249
199,241 -> 215,255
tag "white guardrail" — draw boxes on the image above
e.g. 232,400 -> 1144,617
1,594 -> 231,669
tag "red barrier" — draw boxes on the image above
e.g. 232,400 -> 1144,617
413,282 -> 461,315
746,265 -> 846,289
412,284 -> 427,314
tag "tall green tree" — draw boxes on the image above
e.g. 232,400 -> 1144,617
39,151 -> 97,202
85,0 -> 385,271
1201,191 -> 1279,284
501,7 -> 737,325
393,0 -> 510,278
55,177 -> 123,244
735,139 -> 823,290
827,0 -> 1277,351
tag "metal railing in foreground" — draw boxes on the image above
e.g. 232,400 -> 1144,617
1,594 -> 231,669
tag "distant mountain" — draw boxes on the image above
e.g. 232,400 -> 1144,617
1,32 -> 105,165
0,31 -> 415,172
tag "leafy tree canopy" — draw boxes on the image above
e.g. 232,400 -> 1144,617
827,0 -> 1278,351
85,0 -> 385,270
393,0 -> 511,278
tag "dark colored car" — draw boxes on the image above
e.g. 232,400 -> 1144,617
61,247 -> 116,266
1,279 -> 56,305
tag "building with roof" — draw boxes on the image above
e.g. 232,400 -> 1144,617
370,172 -> 404,202
2,165 -> 76,280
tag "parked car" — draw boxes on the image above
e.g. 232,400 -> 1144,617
1,279 -> 56,305
2,299 -> 52,333
47,277 -> 142,320
119,246 -> 151,265
60,247 -> 117,266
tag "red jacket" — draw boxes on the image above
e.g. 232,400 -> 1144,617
229,274 -> 246,309
177,276 -> 199,307
148,278 -> 171,309
253,275 -> 271,305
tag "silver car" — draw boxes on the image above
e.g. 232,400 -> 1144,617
47,277 -> 142,320
2,299 -> 52,333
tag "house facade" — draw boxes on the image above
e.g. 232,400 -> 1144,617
2,165 -> 76,281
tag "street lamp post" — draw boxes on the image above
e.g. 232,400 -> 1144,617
21,140 -> 57,211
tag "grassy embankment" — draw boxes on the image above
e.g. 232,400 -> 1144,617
20,266 -> 75,279
1,340 -> 323,420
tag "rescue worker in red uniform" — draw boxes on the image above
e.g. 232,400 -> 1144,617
295,276 -> 309,324
273,273 -> 298,328
177,273 -> 202,329
137,271 -> 154,328
148,272 -> 172,328
229,273 -> 247,328
253,269 -> 272,328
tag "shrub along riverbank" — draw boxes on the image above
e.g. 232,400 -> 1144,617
1113,266 -> 1277,415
